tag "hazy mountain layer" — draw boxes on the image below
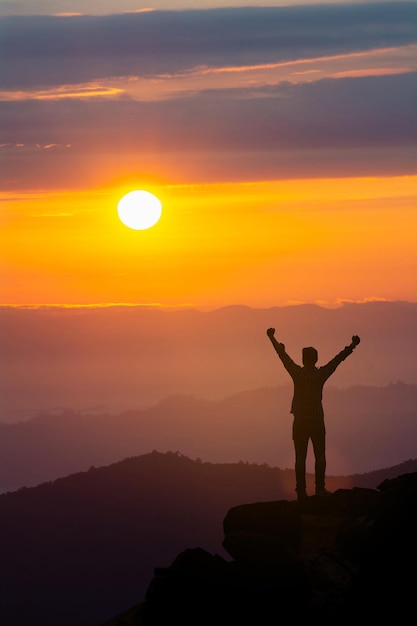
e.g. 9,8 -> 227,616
1,301 -> 416,420
0,382 -> 415,493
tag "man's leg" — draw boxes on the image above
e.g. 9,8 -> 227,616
311,420 -> 329,495
293,419 -> 309,499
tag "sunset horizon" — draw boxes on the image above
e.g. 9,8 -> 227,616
1,2 -> 416,311
2,171 -> 416,308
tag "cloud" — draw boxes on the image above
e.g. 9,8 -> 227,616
0,0 -> 149,17
0,70 -> 415,189
0,83 -> 124,101
0,4 -> 416,89
0,1 -> 403,18
1,4 -> 415,188
1,72 -> 415,152
1,44 -> 414,104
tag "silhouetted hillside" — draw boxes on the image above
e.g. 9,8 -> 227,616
0,451 -> 416,626
0,382 -> 416,492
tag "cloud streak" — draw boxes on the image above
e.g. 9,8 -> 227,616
1,4 -> 416,89
1,72 -> 415,150
1,44 -> 414,104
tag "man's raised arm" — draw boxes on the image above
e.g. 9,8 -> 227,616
341,335 -> 361,359
266,328 -> 297,374
323,335 -> 361,378
266,327 -> 286,353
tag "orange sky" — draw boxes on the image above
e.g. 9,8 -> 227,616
1,175 -> 416,308
1,5 -> 416,309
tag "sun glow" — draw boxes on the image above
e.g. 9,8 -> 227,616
1,175 -> 416,307
117,190 -> 162,230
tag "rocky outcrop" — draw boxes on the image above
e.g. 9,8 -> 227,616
103,471 -> 417,625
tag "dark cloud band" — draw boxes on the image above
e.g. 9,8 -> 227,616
1,72 -> 415,151
0,3 -> 416,89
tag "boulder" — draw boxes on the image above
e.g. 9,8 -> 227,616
103,471 -> 417,625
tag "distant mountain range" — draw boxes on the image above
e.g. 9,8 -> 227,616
1,301 -> 416,420
0,382 -> 416,493
1,451 -> 416,626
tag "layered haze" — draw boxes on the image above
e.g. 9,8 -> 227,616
1,1 -> 416,489
1,301 -> 416,490
2,301 -> 416,419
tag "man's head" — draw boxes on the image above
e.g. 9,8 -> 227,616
302,346 -> 318,367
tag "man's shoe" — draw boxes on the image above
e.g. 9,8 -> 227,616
315,487 -> 331,497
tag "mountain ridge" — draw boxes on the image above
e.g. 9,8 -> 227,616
0,382 -> 415,492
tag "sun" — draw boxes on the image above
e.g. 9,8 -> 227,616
117,190 -> 162,230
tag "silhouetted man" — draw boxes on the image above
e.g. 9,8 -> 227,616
266,328 -> 360,500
